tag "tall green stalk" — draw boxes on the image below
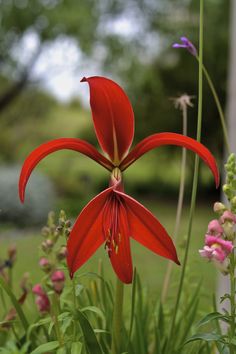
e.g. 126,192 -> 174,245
200,62 -> 230,154
111,277 -> 124,354
229,252 -> 235,354
166,0 -> 204,352
161,100 -> 188,303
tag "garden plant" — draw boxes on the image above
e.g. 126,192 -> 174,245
0,0 -> 235,353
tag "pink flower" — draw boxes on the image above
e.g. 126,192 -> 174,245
220,210 -> 236,224
199,235 -> 234,263
51,270 -> 65,294
207,219 -> 224,237
32,284 -> 50,313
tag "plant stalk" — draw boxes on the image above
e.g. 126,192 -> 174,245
166,0 -> 204,351
230,251 -> 235,354
111,277 -> 124,354
198,61 -> 230,154
161,104 -> 187,303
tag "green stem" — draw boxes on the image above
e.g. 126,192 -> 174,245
230,251 -> 235,354
161,105 -> 187,303
0,287 -> 7,311
166,1 -> 204,352
52,293 -> 63,347
197,60 -> 230,154
111,277 -> 124,354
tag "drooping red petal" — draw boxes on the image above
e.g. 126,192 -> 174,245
115,190 -> 180,264
103,195 -> 133,284
19,138 -> 113,202
67,188 -> 112,278
120,133 -> 219,187
81,76 -> 134,164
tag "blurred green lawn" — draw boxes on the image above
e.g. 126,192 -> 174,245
0,198 -> 217,313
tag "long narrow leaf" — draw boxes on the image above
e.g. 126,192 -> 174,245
76,310 -> 103,354
0,277 -> 29,331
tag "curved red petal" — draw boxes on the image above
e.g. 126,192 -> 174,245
67,188 -> 112,278
115,191 -> 180,264
104,197 -> 133,284
81,76 -> 134,164
120,133 -> 219,187
19,138 -> 113,203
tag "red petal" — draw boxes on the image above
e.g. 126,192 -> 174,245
67,188 -> 112,278
19,138 -> 113,202
120,133 -> 219,187
105,197 -> 133,284
115,191 -> 180,264
81,76 -> 134,164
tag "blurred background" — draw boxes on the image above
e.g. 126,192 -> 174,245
0,0 -> 232,300
0,0 -> 229,224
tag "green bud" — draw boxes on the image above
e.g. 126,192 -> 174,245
213,202 -> 226,214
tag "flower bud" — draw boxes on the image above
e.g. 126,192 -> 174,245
41,226 -> 50,237
220,210 -> 236,224
41,239 -> 54,253
213,202 -> 226,214
65,220 -> 72,228
51,270 -> 65,294
231,196 -> 236,208
207,219 -> 224,237
39,257 -> 52,272
8,244 -> 17,264
57,246 -> 68,261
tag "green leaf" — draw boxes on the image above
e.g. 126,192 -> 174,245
197,312 -> 229,327
184,333 -> 225,345
0,277 -> 29,331
127,267 -> 137,347
30,341 -> 59,354
71,342 -> 83,354
81,306 -> 105,322
220,293 -> 231,304
76,310 -> 103,354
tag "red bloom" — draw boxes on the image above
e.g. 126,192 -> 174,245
19,76 -> 219,284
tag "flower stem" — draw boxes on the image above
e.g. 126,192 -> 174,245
197,60 -> 230,154
166,0 -> 204,351
111,277 -> 124,354
161,105 -> 187,303
230,251 -> 235,354
52,293 -> 63,347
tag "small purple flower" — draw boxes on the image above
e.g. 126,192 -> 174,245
172,36 -> 197,57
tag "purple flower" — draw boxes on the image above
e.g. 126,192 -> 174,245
172,37 -> 197,57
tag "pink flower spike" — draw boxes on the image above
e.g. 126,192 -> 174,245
207,219 -> 224,237
220,210 -> 236,224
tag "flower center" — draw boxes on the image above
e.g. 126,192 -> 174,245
103,194 -> 122,257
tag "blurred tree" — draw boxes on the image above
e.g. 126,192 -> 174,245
0,0 -> 124,112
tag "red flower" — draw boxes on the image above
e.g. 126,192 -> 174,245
19,76 -> 219,284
